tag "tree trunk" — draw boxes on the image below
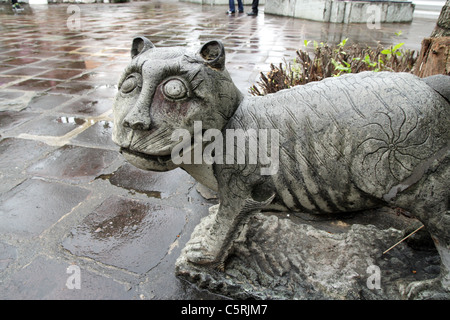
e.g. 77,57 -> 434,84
413,0 -> 450,77
431,0 -> 450,37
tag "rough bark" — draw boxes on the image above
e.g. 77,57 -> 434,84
414,0 -> 450,77
431,0 -> 450,38
414,37 -> 450,77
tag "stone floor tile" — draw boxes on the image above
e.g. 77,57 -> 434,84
0,111 -> 37,132
27,145 -> 118,183
25,92 -> 73,112
57,96 -> 112,116
0,255 -> 135,299
2,67 -> 48,77
8,78 -> 63,92
37,69 -> 84,81
0,76 -> 18,87
86,84 -> 118,99
0,90 -> 25,101
22,51 -> 62,59
53,45 -> 83,53
63,195 -> 187,274
0,138 -> 55,173
107,163 -> 196,200
71,71 -> 119,86
48,81 -> 96,95
0,65 -> 15,73
0,91 -> 36,112
2,57 -> 41,66
30,59 -> 93,70
17,115 -> 86,136
70,120 -> 117,149
0,179 -> 90,239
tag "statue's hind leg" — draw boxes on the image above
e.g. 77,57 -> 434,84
392,154 -> 450,298
398,210 -> 450,299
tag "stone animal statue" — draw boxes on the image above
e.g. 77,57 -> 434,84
112,36 -> 450,297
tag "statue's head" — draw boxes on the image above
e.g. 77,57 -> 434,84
112,36 -> 242,171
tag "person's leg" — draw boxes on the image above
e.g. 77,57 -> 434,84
237,0 -> 244,13
252,0 -> 259,13
247,0 -> 259,15
228,0 -> 236,13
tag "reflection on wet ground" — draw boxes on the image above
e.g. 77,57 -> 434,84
62,195 -> 187,274
0,0 -> 439,300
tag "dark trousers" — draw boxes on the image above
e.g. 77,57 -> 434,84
251,0 -> 259,13
229,0 -> 243,12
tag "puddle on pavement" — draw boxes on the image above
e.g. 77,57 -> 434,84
62,195 -> 187,274
13,115 -> 86,136
58,97 -> 112,116
56,116 -> 86,125
89,198 -> 148,238
71,120 -> 117,149
48,82 -> 96,95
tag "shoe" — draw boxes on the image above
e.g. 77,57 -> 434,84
226,10 -> 235,14
238,10 -> 244,13
247,12 -> 258,16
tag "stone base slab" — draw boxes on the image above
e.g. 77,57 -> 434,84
176,205 -> 448,299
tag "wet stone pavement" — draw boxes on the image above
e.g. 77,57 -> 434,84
0,0 -> 438,300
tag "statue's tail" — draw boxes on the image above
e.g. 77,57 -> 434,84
422,74 -> 450,103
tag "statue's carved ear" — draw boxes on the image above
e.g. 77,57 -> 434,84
199,40 -> 225,70
131,36 -> 155,58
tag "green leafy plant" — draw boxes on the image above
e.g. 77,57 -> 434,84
331,58 -> 352,76
381,42 -> 405,57
250,38 -> 417,96
353,54 -> 380,71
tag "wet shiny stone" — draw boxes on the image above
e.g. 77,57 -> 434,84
0,0 -> 438,300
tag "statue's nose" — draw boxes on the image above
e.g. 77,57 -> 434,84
122,101 -> 152,131
123,117 -> 150,131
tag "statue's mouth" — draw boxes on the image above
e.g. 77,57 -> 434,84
120,147 -> 172,164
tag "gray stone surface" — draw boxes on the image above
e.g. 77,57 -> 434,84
0,255 -> 135,300
0,1 -> 444,301
112,35 -> 449,300
63,195 -> 188,274
0,179 -> 91,239
27,145 -> 119,183
177,206 -> 443,299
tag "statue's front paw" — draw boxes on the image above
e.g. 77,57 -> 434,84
184,235 -> 221,265
183,205 -> 222,265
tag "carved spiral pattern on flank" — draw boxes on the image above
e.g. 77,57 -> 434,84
358,106 -> 429,183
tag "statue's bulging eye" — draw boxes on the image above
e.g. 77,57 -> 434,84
163,79 -> 188,100
120,74 -> 141,94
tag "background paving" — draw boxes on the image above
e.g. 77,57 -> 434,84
0,0 -> 440,299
